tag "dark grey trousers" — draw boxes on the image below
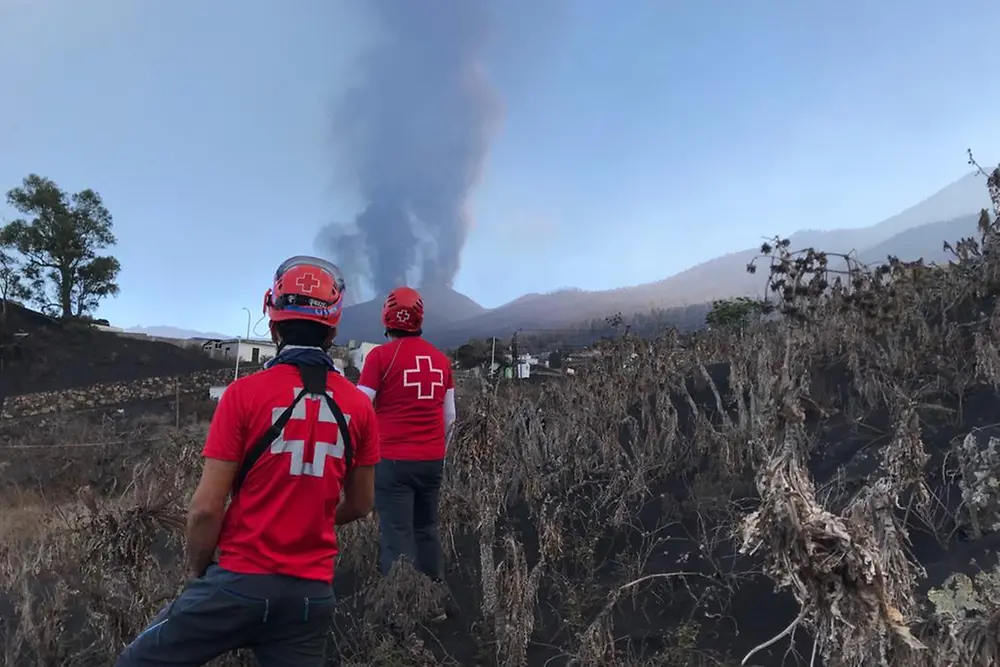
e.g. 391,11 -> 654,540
374,458 -> 445,579
115,564 -> 334,667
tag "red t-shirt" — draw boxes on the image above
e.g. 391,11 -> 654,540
358,337 -> 453,460
201,364 -> 380,584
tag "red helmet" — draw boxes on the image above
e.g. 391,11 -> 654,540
263,255 -> 346,328
382,286 -> 424,333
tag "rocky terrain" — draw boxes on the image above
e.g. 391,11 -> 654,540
0,169 -> 999,666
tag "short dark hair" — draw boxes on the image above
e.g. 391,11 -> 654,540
275,319 -> 335,348
385,328 -> 422,338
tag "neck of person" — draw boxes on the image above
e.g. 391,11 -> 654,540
384,329 -> 421,341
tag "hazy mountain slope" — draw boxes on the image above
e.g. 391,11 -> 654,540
857,213 -> 982,266
124,325 -> 231,339
618,171 -> 992,305
146,172 -> 993,347
856,171 -> 990,246
336,286 -> 486,343
429,289 -> 610,339
419,172 -> 993,346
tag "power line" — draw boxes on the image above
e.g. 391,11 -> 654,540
0,437 -> 163,451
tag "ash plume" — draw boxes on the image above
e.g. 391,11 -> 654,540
318,0 -> 503,300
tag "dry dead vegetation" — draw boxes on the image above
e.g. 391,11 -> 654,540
3,166 -> 1000,666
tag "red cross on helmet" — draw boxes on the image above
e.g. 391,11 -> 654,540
263,255 -> 347,327
382,286 -> 424,333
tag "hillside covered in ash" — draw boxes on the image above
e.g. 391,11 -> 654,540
0,303 -> 226,397
1,171 -> 1000,666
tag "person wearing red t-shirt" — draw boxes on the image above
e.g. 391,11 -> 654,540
357,287 -> 456,587
116,256 -> 380,667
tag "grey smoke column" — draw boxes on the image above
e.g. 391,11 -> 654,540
319,0 -> 502,299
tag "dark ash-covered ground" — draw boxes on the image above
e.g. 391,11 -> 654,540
0,304 -> 225,397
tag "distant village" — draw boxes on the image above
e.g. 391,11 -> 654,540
95,324 -> 598,382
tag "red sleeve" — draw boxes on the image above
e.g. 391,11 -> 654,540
202,380 -> 246,461
357,346 -> 382,392
445,360 -> 455,390
352,394 -> 381,467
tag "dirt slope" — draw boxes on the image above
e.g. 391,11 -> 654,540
0,304 -> 227,397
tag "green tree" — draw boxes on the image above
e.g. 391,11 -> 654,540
705,296 -> 769,330
0,249 -> 29,320
1,174 -> 121,319
453,338 -> 494,370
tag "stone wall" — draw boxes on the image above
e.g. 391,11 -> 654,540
1,363 -> 473,420
1,366 -> 262,419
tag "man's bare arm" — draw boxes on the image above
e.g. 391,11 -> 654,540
336,465 -> 375,525
444,387 -> 457,452
186,458 -> 238,578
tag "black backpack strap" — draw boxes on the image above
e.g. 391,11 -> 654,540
231,386 -> 308,495
231,364 -> 354,495
297,364 -> 354,473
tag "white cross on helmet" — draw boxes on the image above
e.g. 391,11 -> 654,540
396,310 -> 411,322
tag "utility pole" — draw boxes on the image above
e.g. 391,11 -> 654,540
510,331 -> 520,380
234,307 -> 251,380
490,336 -> 496,377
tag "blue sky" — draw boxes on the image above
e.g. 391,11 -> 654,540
1,0 -> 998,335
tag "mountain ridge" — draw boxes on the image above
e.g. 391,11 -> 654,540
334,171 -> 996,343
123,325 -> 233,340
141,170 -> 996,346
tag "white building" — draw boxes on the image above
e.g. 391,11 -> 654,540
203,338 -> 277,365
488,360 -> 531,379
348,341 -> 381,370
519,352 -> 540,367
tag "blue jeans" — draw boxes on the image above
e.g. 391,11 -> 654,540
375,458 -> 445,579
115,564 -> 334,667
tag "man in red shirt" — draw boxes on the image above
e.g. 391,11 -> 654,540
116,256 -> 380,667
357,287 -> 456,586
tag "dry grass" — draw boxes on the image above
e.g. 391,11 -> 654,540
1,165 -> 999,666
0,490 -> 96,547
